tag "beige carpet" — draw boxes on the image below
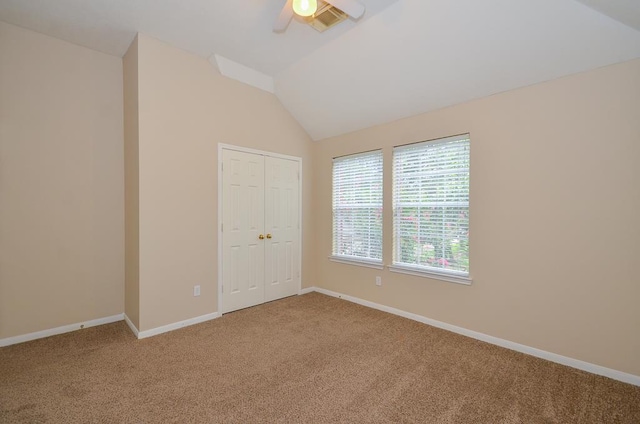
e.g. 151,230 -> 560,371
1,292 -> 638,423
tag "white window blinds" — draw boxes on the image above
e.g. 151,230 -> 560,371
332,150 -> 383,262
393,134 -> 470,276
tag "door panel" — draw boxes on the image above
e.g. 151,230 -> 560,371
264,156 -> 300,302
222,150 -> 265,313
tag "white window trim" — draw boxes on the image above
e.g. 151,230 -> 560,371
394,133 -> 470,153
388,264 -> 472,286
329,255 -> 384,270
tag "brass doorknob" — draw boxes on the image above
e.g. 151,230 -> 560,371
258,234 -> 265,240
266,234 -> 272,239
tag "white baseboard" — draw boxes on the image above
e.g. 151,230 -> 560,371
0,314 -> 124,347
305,287 -> 640,387
136,311 -> 220,339
123,313 -> 139,337
298,286 -> 315,295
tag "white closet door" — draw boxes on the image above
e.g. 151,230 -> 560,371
264,156 -> 300,302
222,150 -> 265,313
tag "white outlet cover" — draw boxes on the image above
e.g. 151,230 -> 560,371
194,285 -> 201,296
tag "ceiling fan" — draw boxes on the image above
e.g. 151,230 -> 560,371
273,0 -> 366,33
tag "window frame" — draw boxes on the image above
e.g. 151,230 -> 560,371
391,134 -> 471,285
330,150 -> 384,269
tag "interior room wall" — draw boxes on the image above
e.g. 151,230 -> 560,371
131,34 -> 313,332
0,22 -> 124,339
311,58 -> 640,376
123,35 -> 140,329
4,18 -> 636,382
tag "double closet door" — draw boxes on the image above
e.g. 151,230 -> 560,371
221,148 -> 300,313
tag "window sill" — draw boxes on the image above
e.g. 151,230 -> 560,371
328,255 -> 384,270
388,264 -> 472,286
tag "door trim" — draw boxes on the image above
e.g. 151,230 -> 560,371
217,143 -> 302,315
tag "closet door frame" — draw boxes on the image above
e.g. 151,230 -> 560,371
217,143 -> 302,315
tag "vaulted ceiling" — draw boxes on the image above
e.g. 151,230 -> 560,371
1,0 -> 639,140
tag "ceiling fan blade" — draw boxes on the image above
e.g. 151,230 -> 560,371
273,0 -> 294,32
325,0 -> 365,19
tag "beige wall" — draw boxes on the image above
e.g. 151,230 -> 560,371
312,59 -> 640,376
123,36 -> 140,329
3,20 -> 636,379
0,22 -> 124,339
133,34 -> 313,331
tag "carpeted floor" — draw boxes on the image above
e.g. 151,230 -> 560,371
1,292 -> 639,423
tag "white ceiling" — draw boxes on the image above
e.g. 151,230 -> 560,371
1,0 -> 640,141
0,0 -> 398,75
575,0 -> 640,32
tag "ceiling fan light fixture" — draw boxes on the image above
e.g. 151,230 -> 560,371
292,0 -> 317,17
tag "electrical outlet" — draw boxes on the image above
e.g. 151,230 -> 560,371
375,276 -> 382,287
194,285 -> 201,297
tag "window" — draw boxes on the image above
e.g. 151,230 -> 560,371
331,150 -> 383,267
392,134 -> 470,284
